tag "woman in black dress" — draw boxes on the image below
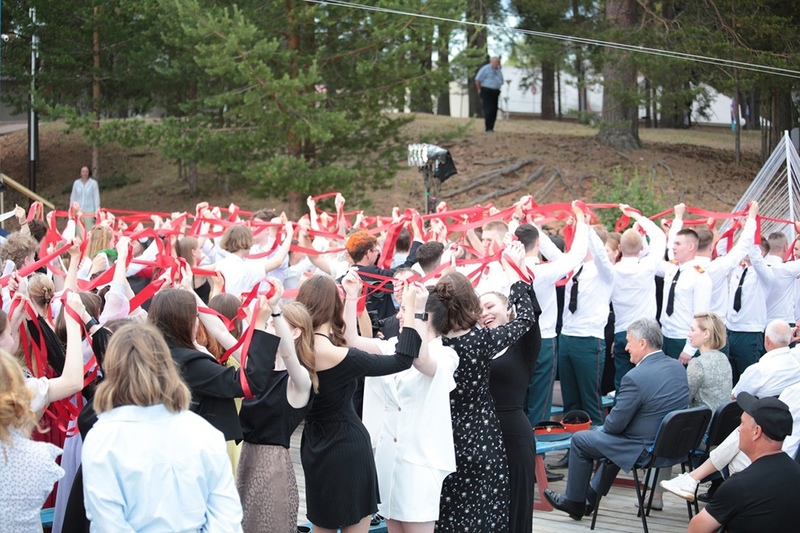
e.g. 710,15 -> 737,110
296,275 -> 424,533
426,242 -> 535,533
480,289 -> 541,533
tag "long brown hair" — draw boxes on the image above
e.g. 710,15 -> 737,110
55,291 -> 102,344
148,289 -> 198,350
93,324 -> 191,414
296,275 -> 346,347
281,301 -> 318,392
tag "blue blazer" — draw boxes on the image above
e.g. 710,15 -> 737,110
600,350 -> 689,471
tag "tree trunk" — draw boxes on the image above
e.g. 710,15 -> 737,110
466,1 -> 488,118
437,26 -> 451,116
92,6 -> 101,180
597,0 -> 641,150
769,87 -> 793,150
540,59 -> 556,120
410,46 -> 433,113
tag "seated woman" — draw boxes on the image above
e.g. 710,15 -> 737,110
81,323 -> 243,531
687,313 -> 732,411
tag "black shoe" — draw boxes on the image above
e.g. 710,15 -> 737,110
697,478 -> 723,502
544,489 -> 585,521
549,453 -> 569,469
546,468 -> 565,482
585,488 -> 597,516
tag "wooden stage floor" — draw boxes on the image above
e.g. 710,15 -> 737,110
289,427 -> 705,531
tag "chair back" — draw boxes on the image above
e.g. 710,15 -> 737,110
650,406 -> 712,464
705,401 -> 743,449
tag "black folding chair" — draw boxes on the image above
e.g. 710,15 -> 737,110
590,406 -> 713,533
685,400 -> 743,507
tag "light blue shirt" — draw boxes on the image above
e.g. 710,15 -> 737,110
70,177 -> 101,213
476,63 -> 504,90
82,404 -> 243,533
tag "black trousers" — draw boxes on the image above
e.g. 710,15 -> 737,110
480,87 -> 500,131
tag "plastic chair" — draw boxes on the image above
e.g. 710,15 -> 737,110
695,400 -> 743,463
589,406 -> 713,533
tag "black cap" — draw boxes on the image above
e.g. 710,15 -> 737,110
736,392 -> 794,441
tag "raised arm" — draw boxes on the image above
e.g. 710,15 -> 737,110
270,300 -> 313,409
484,243 -> 535,352
342,268 -> 383,353
261,221 -> 293,274
46,292 -> 87,403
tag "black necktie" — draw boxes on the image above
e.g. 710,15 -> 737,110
568,266 -> 583,313
733,267 -> 748,312
666,267 -> 682,316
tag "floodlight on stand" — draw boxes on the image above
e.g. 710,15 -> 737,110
408,143 -> 457,214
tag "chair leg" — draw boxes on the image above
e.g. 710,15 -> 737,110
645,468 -> 658,517
632,468 -> 649,533
590,491 -> 601,530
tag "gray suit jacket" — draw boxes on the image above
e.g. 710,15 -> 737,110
600,350 -> 689,471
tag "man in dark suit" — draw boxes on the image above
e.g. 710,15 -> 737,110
544,318 -> 690,520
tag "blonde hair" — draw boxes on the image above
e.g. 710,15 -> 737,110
693,312 -> 727,351
0,350 -> 36,442
620,228 -> 643,255
281,301 -> 318,393
93,324 -> 191,414
87,225 -> 114,258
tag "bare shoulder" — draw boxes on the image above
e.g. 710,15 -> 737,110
314,338 -> 349,371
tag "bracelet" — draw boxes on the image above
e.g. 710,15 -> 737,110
84,318 -> 100,329
271,311 -> 282,317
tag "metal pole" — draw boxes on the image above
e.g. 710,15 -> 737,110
786,130 -> 796,241
28,7 -> 38,198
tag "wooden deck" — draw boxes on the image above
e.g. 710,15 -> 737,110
532,450 -> 704,532
290,427 -> 706,531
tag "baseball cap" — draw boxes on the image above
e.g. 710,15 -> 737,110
736,392 -> 793,441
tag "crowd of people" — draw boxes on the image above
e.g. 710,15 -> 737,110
2,187 -> 800,533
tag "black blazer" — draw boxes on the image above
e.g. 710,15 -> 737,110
169,329 -> 279,441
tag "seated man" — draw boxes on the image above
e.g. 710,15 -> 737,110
687,393 -> 800,533
544,318 -> 689,520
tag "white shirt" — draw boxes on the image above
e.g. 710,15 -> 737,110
0,429 -> 64,533
82,404 -> 242,533
779,382 -> 800,459
215,253 -> 266,296
657,258 -> 712,355
531,223 -> 589,339
611,217 -> 665,333
727,240 -> 773,332
561,230 -> 614,338
70,178 -> 100,213
731,346 -> 800,399
695,218 -> 758,320
764,258 -> 800,323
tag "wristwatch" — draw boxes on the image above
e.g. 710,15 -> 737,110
414,312 -> 428,321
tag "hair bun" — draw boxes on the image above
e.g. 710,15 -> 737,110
435,279 -> 455,302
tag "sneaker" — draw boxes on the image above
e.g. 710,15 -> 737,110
659,473 -> 699,502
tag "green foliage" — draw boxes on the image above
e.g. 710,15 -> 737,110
592,167 -> 661,230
